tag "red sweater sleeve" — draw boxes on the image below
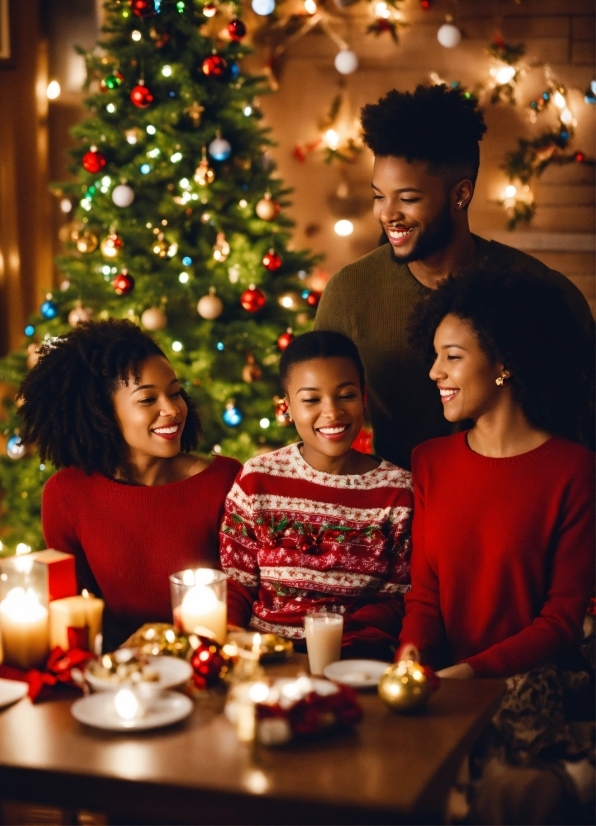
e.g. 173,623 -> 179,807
42,472 -> 101,597
464,460 -> 595,677
219,472 -> 261,628
399,457 -> 445,663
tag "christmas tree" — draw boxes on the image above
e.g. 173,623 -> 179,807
0,0 -> 318,555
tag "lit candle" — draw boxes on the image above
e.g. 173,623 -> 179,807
48,590 -> 104,652
0,587 -> 49,669
179,585 -> 227,643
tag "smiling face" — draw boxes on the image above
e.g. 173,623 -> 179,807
285,357 -> 365,472
372,156 -> 462,264
112,354 -> 188,465
430,314 -> 508,423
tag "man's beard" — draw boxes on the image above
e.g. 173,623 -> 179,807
388,203 -> 455,265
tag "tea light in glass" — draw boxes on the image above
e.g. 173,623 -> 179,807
170,569 -> 227,643
0,553 -> 49,669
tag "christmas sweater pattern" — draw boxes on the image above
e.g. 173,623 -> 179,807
220,443 -> 413,642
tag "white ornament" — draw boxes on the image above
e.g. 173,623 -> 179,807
141,307 -> 168,331
68,302 -> 93,327
251,0 -> 275,14
208,137 -> 232,161
197,289 -> 224,320
112,184 -> 135,208
334,50 -> 358,75
7,435 -> 26,460
437,23 -> 461,48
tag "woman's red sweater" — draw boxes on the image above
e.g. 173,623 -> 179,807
400,433 -> 595,678
42,457 -> 240,648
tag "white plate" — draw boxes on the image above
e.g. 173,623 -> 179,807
84,656 -> 192,692
0,678 -> 28,709
323,659 -> 390,689
71,689 -> 193,731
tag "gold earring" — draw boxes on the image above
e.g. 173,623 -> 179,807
495,375 -> 505,386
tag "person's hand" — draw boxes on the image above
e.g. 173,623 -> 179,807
395,643 -> 419,662
436,663 -> 474,679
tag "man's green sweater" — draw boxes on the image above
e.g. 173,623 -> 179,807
315,235 -> 594,469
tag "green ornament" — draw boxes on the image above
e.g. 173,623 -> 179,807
105,72 -> 124,90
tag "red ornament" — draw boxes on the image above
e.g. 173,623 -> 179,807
190,636 -> 231,690
131,0 -> 155,16
277,329 -> 294,351
262,249 -> 282,271
202,55 -> 227,77
305,290 -> 321,307
227,19 -> 246,40
240,286 -> 266,313
420,0 -> 431,8
574,151 -> 586,163
82,149 -> 107,174
130,83 -> 154,108
113,272 -> 135,296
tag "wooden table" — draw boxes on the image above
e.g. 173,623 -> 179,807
0,656 -> 504,825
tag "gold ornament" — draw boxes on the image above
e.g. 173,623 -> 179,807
194,148 -> 216,186
59,220 -> 84,244
100,232 -> 123,259
75,231 -> 99,254
274,395 -> 291,426
68,301 -> 93,327
141,307 -> 168,330
242,354 -> 262,383
234,154 -> 252,171
378,658 -> 434,713
124,127 -> 142,145
256,194 -> 281,221
185,101 -> 205,126
197,287 -> 224,320
212,231 -> 230,262
123,623 -> 191,659
151,235 -> 168,257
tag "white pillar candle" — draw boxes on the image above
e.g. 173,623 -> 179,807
179,586 -> 227,643
48,591 -> 104,652
0,587 -> 49,670
304,613 -> 343,676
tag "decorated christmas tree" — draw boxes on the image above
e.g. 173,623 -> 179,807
0,0 -> 318,555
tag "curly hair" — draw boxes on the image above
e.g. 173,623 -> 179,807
17,319 -> 202,478
361,85 -> 487,185
408,269 -> 592,444
279,331 -> 365,393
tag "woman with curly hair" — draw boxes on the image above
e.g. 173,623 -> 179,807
399,269 -> 594,821
18,319 -> 241,649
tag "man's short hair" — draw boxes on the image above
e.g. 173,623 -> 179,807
361,85 -> 487,186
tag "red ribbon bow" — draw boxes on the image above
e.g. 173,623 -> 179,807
0,646 -> 95,703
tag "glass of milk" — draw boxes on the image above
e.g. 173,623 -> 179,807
304,613 -> 343,676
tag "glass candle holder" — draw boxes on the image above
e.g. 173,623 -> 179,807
0,554 -> 49,669
170,569 -> 227,644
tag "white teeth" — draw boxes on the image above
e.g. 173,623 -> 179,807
318,426 -> 348,435
153,425 -> 178,434
440,389 -> 458,397
387,227 -> 414,238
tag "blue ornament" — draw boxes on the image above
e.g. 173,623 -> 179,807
41,300 -> 58,320
229,63 -> 240,80
585,88 -> 596,105
208,137 -> 232,161
7,435 -> 26,460
223,404 -> 242,427
542,91 -> 550,100
169,91 -> 176,98
216,341 -> 225,351
182,256 -> 192,266
24,325 -> 35,336
140,163 -> 151,174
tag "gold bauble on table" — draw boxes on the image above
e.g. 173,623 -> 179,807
378,658 -> 434,713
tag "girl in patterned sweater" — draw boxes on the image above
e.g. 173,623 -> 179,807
220,331 -> 412,659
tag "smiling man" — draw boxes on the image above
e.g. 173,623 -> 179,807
315,85 -> 594,469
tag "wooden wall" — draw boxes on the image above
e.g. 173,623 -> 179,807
257,0 -> 595,314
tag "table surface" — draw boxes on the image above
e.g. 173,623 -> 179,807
0,655 -> 505,825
